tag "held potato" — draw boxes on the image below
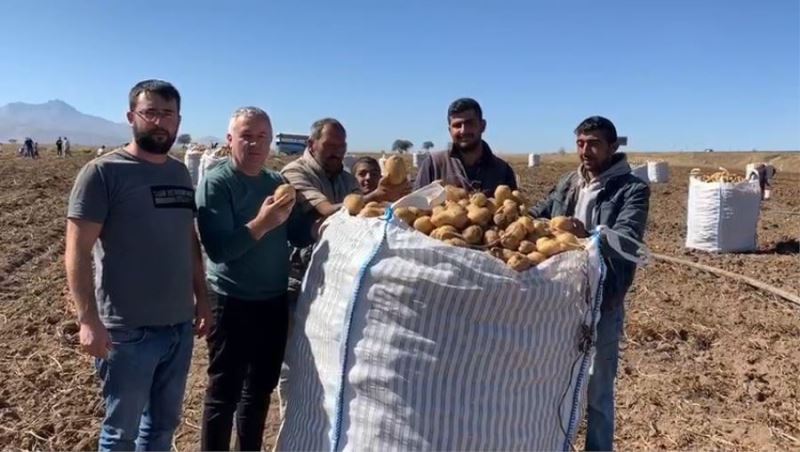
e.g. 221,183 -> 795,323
343,194 -> 365,215
274,184 -> 296,201
383,155 -> 408,185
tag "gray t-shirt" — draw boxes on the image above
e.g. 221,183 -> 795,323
67,150 -> 196,328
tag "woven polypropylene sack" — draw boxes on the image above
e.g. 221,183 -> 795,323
276,210 -> 605,452
647,161 -> 670,183
685,178 -> 761,252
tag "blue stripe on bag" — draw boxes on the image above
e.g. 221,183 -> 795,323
329,208 -> 395,451
563,235 -> 607,450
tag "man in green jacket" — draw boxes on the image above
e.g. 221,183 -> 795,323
195,107 -> 314,451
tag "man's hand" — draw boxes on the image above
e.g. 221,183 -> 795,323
194,299 -> 213,338
369,179 -> 413,203
248,193 -> 296,240
79,317 -> 112,359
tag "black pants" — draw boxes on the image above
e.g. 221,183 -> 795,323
201,292 -> 289,451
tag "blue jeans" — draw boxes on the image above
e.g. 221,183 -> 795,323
95,322 -> 194,451
585,307 -> 624,451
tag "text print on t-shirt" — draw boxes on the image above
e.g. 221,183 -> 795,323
150,185 -> 195,209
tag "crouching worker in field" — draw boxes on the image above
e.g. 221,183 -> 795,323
65,79 -> 211,451
195,107 -> 316,451
530,116 -> 650,451
351,156 -> 382,195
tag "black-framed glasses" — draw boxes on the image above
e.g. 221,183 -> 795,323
134,109 -> 177,122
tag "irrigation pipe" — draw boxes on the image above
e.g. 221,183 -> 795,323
651,253 -> 800,308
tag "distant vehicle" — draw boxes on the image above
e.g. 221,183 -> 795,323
704,148 -> 714,152
275,133 -> 308,155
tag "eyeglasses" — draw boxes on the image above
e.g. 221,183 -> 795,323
134,109 -> 177,122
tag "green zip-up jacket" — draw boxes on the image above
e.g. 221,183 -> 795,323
196,160 -> 314,300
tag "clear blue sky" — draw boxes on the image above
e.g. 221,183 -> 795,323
2,0 -> 798,152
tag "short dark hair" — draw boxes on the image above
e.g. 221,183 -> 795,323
447,98 -> 483,122
310,118 -> 346,141
574,116 -> 618,144
129,79 -> 181,111
351,156 -> 380,173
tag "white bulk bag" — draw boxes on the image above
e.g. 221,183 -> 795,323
528,153 -> 541,167
647,161 -> 670,183
198,148 -> 229,186
685,178 -> 761,252
631,164 -> 649,182
183,151 -> 203,187
277,192 -> 609,451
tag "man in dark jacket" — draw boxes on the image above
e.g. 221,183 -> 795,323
530,116 -> 650,451
414,98 -> 517,196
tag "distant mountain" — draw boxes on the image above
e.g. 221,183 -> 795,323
193,135 -> 224,146
0,100 -> 130,146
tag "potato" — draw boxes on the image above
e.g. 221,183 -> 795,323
554,231 -> 581,246
343,194 -> 365,215
507,253 -> 532,272
365,201 -> 388,209
432,205 -> 446,216
394,207 -> 417,226
518,240 -> 536,254
504,222 -> 528,242
358,207 -> 385,218
536,237 -> 562,257
495,185 -> 513,205
486,199 -> 498,215
445,185 -> 469,202
550,216 -> 587,237
502,199 -> 518,211
532,219 -> 550,236
413,216 -> 436,235
383,155 -> 407,185
470,192 -> 488,208
444,237 -> 468,247
493,212 -> 512,229
484,228 -> 500,245
274,184 -> 296,201
462,225 -> 483,245
527,251 -> 548,266
408,207 -> 422,217
512,190 -> 528,206
489,247 -> 517,263
431,205 -> 469,229
458,199 -> 470,208
500,234 -> 521,251
516,216 -> 536,234
467,205 -> 492,227
430,225 -> 460,241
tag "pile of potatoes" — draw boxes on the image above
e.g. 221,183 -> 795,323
692,168 -> 746,183
343,184 -> 588,271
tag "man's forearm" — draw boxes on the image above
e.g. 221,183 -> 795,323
191,232 -> 208,304
65,249 -> 100,324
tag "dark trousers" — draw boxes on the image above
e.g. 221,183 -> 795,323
201,292 -> 289,451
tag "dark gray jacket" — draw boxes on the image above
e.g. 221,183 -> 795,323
414,141 -> 518,196
530,158 -> 650,312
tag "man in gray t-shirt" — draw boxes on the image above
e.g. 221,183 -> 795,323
65,79 -> 211,451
